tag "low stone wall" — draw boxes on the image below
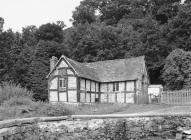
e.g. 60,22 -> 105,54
1,114 -> 191,139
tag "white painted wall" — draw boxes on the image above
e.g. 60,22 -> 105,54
86,93 -> 90,102
49,91 -> 58,102
108,83 -> 113,92
68,77 -> 76,88
80,92 -> 85,102
108,93 -> 115,103
96,83 -> 99,92
49,77 -> 58,89
100,94 -> 107,102
117,93 -> 124,103
91,81 -> 95,91
148,85 -> 162,96
126,81 -> 134,91
100,83 -> 107,92
67,69 -> 74,75
91,93 -> 95,103
126,93 -> 134,103
80,79 -> 85,90
58,60 -> 68,68
86,80 -> 91,91
119,82 -> 125,91
68,90 -> 77,102
59,92 -> 67,102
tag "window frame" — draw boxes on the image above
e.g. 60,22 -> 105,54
59,77 -> 67,89
113,82 -> 119,91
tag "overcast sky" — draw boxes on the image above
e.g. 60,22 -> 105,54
1,0 -> 82,32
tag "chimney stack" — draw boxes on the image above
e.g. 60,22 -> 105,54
50,56 -> 58,71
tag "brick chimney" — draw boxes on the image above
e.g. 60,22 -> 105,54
50,56 -> 58,71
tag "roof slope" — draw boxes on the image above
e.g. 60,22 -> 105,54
48,55 -> 146,82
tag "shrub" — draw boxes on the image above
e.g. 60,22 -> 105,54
0,98 -> 74,120
0,82 -> 33,105
37,103 -> 73,116
2,97 -> 36,107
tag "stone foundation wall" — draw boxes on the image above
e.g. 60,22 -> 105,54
1,115 -> 191,139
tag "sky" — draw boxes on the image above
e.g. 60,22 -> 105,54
1,0 -> 82,32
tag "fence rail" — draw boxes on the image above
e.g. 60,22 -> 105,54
161,89 -> 191,104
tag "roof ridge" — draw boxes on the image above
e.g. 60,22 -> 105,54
84,55 -> 145,65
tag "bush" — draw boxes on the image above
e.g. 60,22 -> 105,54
0,82 -> 33,105
37,103 -> 73,116
2,97 -> 36,107
0,97 -> 74,120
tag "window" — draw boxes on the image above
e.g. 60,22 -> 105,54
113,82 -> 119,91
59,77 -> 67,88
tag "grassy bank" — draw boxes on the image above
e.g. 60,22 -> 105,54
0,83 -> 128,120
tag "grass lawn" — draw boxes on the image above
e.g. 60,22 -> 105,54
113,104 -> 191,115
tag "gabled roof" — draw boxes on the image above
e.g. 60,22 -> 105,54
47,55 -> 146,82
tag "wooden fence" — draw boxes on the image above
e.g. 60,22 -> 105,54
161,89 -> 191,104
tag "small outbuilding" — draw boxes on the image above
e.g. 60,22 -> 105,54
148,85 -> 163,103
47,55 -> 149,104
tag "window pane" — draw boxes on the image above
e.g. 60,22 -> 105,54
60,78 -> 67,88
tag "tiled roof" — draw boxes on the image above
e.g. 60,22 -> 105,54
47,55 -> 145,82
65,56 -> 145,82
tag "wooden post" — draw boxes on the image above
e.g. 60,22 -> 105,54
77,77 -> 80,102
58,76 -> 60,102
125,81 -> 127,103
107,83 -> 109,103
85,79 -> 86,103
90,81 -> 92,103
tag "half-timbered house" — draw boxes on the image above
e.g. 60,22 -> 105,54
47,55 -> 149,104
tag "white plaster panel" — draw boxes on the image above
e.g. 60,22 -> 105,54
49,91 -> 58,102
59,92 -> 67,102
119,82 -> 125,91
80,92 -> 85,102
86,80 -> 90,91
58,60 -> 68,68
126,81 -> 135,91
95,93 -> 99,98
100,94 -> 107,102
80,79 -> 85,90
126,93 -> 134,103
68,77 -> 76,88
148,88 -> 160,96
108,93 -> 115,103
68,90 -> 77,102
86,93 -> 90,102
108,83 -> 113,92
100,83 -> 107,92
91,81 -> 95,91
96,83 -> 99,92
91,94 -> 95,103
50,77 -> 58,89
67,69 -> 74,75
117,93 -> 124,103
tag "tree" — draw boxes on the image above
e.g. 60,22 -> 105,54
0,17 -> 4,32
162,49 -> 191,90
35,22 -> 65,43
166,3 -> 191,50
0,29 -> 21,82
22,25 -> 38,46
